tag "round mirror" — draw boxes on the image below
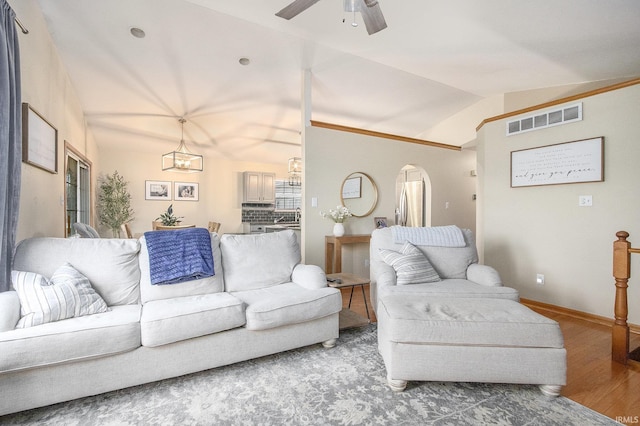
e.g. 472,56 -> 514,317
340,172 -> 378,218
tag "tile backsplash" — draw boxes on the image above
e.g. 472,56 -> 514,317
241,204 -> 296,224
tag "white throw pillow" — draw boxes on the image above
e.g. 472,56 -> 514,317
379,241 -> 441,285
12,262 -> 109,328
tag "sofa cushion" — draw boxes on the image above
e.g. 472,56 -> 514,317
139,232 -> 225,304
232,283 -> 341,331
378,296 -> 563,348
12,263 -> 108,328
221,230 -> 300,292
377,278 -> 519,301
379,241 -> 441,285
371,227 -> 478,280
13,238 -> 141,306
0,305 -> 141,373
140,293 -> 246,347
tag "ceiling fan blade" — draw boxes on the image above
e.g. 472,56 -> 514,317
360,0 -> 387,35
276,0 -> 322,19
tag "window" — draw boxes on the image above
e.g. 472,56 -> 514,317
275,179 -> 301,211
65,143 -> 92,237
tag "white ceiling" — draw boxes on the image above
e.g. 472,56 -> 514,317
36,0 -> 640,165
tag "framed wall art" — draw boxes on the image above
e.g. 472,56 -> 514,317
175,182 -> 199,201
511,137 -> 604,188
341,176 -> 362,199
22,103 -> 58,174
145,180 -> 171,200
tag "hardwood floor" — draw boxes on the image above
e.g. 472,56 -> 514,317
341,285 -> 640,425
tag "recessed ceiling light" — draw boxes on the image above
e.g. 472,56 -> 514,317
130,27 -> 146,38
239,57 -> 251,66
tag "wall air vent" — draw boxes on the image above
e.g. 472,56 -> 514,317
507,103 -> 582,136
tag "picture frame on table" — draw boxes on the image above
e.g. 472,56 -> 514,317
22,103 -> 58,174
175,182 -> 199,201
145,180 -> 171,200
374,217 -> 388,229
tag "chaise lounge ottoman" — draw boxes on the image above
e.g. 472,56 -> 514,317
377,295 -> 567,396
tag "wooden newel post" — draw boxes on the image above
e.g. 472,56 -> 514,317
612,231 -> 631,364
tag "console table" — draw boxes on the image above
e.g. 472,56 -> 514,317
324,234 -> 371,274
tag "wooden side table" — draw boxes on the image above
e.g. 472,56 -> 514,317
324,234 -> 371,274
327,272 -> 371,329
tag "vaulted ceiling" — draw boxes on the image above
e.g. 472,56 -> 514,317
36,0 -> 640,165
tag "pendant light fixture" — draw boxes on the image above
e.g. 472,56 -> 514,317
288,157 -> 302,186
162,118 -> 203,173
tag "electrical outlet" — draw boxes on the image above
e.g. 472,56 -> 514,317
364,259 -> 370,268
536,274 -> 545,286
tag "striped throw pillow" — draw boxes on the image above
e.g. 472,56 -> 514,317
12,263 -> 108,328
379,241 -> 441,285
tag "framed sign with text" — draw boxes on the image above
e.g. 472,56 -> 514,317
511,137 -> 604,188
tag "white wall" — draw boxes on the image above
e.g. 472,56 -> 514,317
303,126 -> 477,277
477,83 -> 640,324
419,95 -> 505,146
11,0 -> 99,240
97,147 -> 287,237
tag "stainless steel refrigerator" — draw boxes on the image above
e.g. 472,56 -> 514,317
396,178 -> 424,227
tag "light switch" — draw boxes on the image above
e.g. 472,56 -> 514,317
311,197 -> 318,207
579,195 -> 592,207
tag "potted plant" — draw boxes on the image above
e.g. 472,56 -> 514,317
97,171 -> 134,237
320,205 -> 352,237
156,204 -> 183,226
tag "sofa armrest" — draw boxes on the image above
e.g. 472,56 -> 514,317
375,265 -> 397,289
0,291 -> 20,332
466,263 -> 502,287
370,264 -> 397,313
292,264 -> 327,290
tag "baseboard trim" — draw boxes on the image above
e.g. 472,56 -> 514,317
521,298 -> 640,335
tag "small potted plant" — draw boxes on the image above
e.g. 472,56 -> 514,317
320,205 -> 352,237
156,204 -> 183,227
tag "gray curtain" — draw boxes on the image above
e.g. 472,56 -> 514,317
0,0 -> 21,292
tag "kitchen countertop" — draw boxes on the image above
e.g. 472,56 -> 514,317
265,223 -> 301,231
243,222 -> 301,234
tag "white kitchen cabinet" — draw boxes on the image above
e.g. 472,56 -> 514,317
243,171 -> 275,203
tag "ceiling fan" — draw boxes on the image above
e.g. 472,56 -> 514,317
276,0 -> 387,35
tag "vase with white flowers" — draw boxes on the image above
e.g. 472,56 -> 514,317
320,205 -> 352,237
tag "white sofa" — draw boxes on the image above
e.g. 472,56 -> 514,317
0,229 -> 341,416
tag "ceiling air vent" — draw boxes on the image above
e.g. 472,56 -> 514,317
507,103 -> 582,136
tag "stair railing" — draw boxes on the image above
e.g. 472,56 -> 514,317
612,231 -> 640,364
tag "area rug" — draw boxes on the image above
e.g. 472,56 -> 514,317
1,325 -> 619,426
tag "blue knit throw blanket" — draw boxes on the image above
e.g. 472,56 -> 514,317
144,228 -> 214,285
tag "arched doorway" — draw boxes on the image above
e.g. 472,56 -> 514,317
395,165 -> 431,227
